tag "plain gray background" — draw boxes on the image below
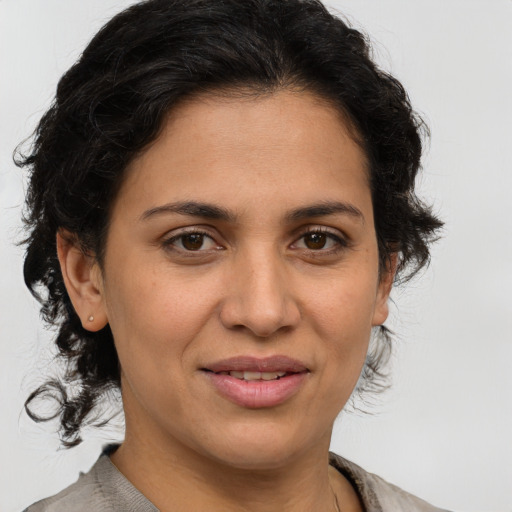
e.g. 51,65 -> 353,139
1,1 -> 511,511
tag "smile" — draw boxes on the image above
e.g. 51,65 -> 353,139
202,356 -> 309,408
213,370 -> 288,381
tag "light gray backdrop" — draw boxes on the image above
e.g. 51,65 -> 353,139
1,1 -> 511,511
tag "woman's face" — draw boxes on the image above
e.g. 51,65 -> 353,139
95,90 -> 392,469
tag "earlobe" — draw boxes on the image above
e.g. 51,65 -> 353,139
56,231 -> 108,332
371,253 -> 398,326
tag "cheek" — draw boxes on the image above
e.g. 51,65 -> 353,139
102,263 -> 222,364
303,270 -> 378,384
307,272 -> 379,339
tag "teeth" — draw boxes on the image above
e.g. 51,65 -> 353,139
243,371 -> 262,380
224,371 -> 287,381
261,372 -> 286,380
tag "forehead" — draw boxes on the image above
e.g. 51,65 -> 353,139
114,89 -> 371,222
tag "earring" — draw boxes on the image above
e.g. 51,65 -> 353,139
88,315 -> 94,322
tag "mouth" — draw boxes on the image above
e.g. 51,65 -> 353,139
201,356 -> 309,408
203,368 -> 300,382
205,370 -> 290,381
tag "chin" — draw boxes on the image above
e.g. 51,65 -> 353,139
200,422 -> 324,471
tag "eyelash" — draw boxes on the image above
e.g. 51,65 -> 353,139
161,227 -> 349,255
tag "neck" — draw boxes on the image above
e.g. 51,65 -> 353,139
112,387 -> 363,512
111,430 -> 343,512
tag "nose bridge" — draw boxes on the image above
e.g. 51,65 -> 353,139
220,243 -> 300,337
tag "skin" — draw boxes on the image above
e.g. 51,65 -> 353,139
58,90 -> 395,512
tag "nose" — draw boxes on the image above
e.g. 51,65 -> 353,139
219,248 -> 301,338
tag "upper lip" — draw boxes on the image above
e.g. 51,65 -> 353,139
203,355 -> 308,373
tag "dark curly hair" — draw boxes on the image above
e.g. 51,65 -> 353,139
16,0 -> 442,447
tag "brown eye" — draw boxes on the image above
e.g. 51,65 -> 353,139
304,232 -> 328,250
163,230 -> 220,253
292,229 -> 346,253
181,233 -> 206,251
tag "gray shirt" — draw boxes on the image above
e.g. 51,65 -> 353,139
24,450 -> 449,512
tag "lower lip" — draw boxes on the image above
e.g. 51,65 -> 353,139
205,372 -> 307,408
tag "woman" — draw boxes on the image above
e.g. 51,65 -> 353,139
16,0 -> 446,510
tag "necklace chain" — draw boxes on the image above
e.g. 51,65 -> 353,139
330,483 -> 341,512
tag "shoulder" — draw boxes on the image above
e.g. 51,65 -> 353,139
23,456 -> 113,512
23,449 -> 157,512
329,452 -> 451,512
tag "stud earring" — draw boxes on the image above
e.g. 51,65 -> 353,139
88,315 -> 94,322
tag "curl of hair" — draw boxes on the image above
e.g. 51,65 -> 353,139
16,0 -> 443,446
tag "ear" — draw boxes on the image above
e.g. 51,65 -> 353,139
56,230 -> 108,332
371,253 -> 398,326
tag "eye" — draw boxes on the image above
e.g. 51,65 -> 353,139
302,232 -> 332,250
163,230 -> 221,252
292,228 -> 347,252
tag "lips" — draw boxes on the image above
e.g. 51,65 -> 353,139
202,356 -> 309,408
203,355 -> 308,374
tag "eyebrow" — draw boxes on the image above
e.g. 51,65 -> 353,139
140,200 -> 364,223
285,201 -> 365,224
140,201 -> 236,222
